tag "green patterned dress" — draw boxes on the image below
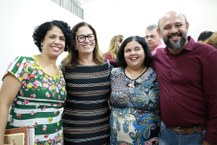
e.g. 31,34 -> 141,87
5,56 -> 67,145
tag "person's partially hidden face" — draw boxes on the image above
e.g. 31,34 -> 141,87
159,12 -> 189,51
145,28 -> 161,50
124,40 -> 145,69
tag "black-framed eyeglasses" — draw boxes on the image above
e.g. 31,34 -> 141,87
76,34 -> 95,43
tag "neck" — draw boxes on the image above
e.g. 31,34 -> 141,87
35,54 -> 59,76
78,54 -> 96,65
36,54 -> 57,66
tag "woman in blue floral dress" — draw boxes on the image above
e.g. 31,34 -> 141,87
0,20 -> 73,145
110,36 -> 160,145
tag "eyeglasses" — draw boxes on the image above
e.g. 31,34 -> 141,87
76,34 -> 95,43
145,35 -> 156,39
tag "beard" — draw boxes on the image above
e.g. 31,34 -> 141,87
163,32 -> 187,50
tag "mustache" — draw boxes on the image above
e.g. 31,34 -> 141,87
168,32 -> 182,39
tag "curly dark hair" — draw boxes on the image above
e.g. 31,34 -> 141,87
32,20 -> 73,52
117,35 -> 153,68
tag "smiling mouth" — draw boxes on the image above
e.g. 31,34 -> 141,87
170,36 -> 180,41
52,46 -> 61,51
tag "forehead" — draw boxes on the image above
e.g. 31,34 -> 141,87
145,28 -> 158,35
159,13 -> 186,26
47,26 -> 62,33
46,26 -> 64,37
77,26 -> 93,35
125,40 -> 140,48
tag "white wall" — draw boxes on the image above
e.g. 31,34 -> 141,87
0,0 -> 82,86
1,0 -> 217,86
82,0 -> 217,52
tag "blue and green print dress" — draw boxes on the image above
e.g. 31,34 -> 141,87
5,56 -> 67,145
110,67 -> 160,145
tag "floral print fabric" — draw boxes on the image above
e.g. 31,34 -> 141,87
5,56 -> 67,145
110,67 -> 160,145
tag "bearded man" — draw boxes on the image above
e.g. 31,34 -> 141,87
153,11 -> 217,145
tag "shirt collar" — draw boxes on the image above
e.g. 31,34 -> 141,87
185,36 -> 195,51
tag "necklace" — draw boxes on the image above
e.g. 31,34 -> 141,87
125,66 -> 147,80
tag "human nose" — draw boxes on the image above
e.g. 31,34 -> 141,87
54,38 -> 62,44
146,37 -> 151,41
130,50 -> 137,55
171,26 -> 178,33
83,36 -> 91,42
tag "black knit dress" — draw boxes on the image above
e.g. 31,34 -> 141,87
62,62 -> 111,145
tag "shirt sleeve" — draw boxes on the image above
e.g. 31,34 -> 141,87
3,56 -> 31,84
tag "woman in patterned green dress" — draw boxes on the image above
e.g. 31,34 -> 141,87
0,20 -> 73,145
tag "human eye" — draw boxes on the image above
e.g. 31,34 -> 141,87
87,34 -> 95,40
125,48 -> 131,53
77,35 -> 85,41
49,35 -> 56,39
145,36 -> 149,39
135,46 -> 141,51
176,23 -> 183,28
149,35 -> 155,39
59,36 -> 65,41
77,35 -> 85,39
164,25 -> 171,30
